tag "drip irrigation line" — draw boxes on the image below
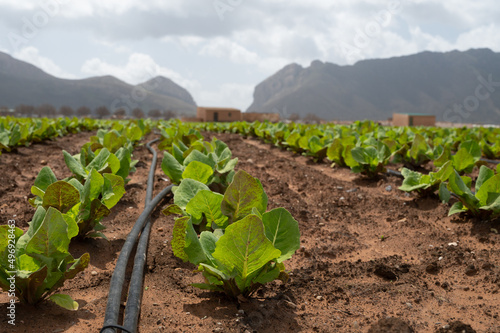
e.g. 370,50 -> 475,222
386,168 -> 402,178
480,158 -> 500,165
100,325 -> 133,333
122,139 -> 158,332
101,138 -> 172,333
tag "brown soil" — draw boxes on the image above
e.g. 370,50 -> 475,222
1,132 -> 499,333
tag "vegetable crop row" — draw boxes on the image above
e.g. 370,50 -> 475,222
187,119 -> 500,221
0,117 -> 110,157
187,120 -> 500,178
0,121 -> 149,310
158,124 -> 301,300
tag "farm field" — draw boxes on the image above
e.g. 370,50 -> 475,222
0,123 -> 500,333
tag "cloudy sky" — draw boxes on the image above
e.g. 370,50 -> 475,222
0,0 -> 499,110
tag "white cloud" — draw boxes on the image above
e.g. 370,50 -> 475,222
93,39 -> 130,53
455,24 -> 500,50
162,35 -> 205,51
13,46 -> 75,78
198,36 -> 294,73
0,1 -> 37,10
0,0 -> 190,18
80,52 -> 200,91
197,83 -> 255,110
200,38 -> 260,65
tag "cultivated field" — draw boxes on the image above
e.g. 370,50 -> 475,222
0,119 -> 499,333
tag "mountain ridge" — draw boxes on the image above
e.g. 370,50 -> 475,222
0,51 -> 196,115
247,48 -> 500,123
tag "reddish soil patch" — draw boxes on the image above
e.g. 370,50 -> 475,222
0,131 -> 95,228
1,132 -> 499,333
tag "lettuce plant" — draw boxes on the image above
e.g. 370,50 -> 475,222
399,161 -> 453,197
446,165 -> 500,218
282,128 -> 331,161
0,123 -> 23,154
85,124 -> 146,153
326,137 -> 357,167
161,138 -> 237,192
163,170 -> 300,299
300,135 -> 330,162
157,122 -> 203,152
88,130 -> 133,153
63,146 -> 136,183
282,130 -> 302,154
451,140 -> 483,174
481,138 -> 500,159
432,145 -> 451,168
399,133 -> 434,168
345,140 -> 393,178
30,166 -> 125,239
67,125 -> 144,183
0,207 -> 89,310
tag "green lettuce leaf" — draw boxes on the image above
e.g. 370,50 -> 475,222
213,215 -> 281,281
185,190 -> 228,228
262,208 -> 300,263
221,170 -> 268,223
182,161 -> 214,184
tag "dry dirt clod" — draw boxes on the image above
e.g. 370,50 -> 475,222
465,264 -> 478,276
374,264 -> 398,280
435,320 -> 476,333
426,262 -> 440,275
367,317 -> 414,333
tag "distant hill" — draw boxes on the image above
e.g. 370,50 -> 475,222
0,52 -> 196,115
247,48 -> 500,124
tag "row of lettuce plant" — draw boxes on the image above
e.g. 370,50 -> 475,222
0,121 -> 149,310
190,120 -> 500,178
190,120 -> 500,221
159,127 -> 301,300
36,121 -> 150,238
218,120 -> 500,220
0,117 -> 112,157
197,120 -> 500,157
400,162 -> 500,219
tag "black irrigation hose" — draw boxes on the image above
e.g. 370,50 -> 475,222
480,157 -> 500,165
386,168 -> 403,178
121,140 -> 158,332
101,139 -> 172,333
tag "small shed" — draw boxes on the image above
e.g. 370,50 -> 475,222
197,107 -> 241,122
392,113 -> 436,127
